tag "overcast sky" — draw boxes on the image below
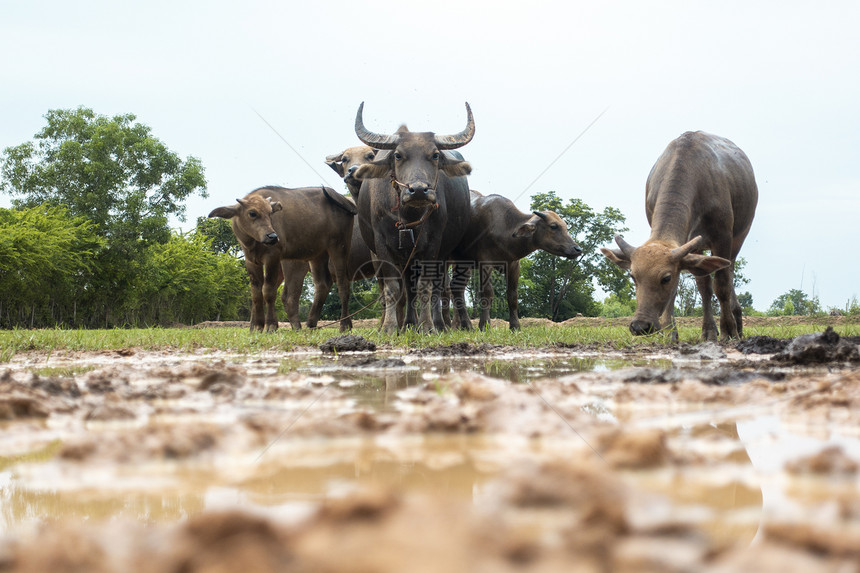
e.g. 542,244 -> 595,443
2,0 -> 858,310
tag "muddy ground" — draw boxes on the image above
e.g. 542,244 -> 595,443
1,324 -> 860,572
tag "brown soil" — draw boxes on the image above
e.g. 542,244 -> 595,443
1,326 -> 860,572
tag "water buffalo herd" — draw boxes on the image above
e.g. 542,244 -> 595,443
210,104 -> 758,341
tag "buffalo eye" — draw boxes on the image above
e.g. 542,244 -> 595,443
661,274 -> 671,284
431,151 -> 440,161
550,223 -> 559,230
394,152 -> 403,161
249,211 -> 258,219
365,153 -> 374,161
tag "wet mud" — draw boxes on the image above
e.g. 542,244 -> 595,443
1,329 -> 860,571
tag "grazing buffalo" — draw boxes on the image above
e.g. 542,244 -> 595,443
450,192 -> 583,330
601,131 -> 758,341
209,186 -> 356,333
353,103 -> 475,334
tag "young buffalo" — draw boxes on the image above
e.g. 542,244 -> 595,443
209,186 -> 356,333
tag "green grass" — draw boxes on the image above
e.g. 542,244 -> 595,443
0,319 -> 857,362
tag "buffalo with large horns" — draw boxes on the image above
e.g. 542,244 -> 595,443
352,103 -> 475,334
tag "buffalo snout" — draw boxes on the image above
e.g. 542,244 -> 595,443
629,319 -> 658,336
403,183 -> 436,205
263,232 -> 279,245
568,244 -> 584,259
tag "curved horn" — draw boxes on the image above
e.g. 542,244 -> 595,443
355,102 -> 398,149
669,235 -> 703,262
434,102 -> 475,150
614,234 -> 637,258
532,211 -> 548,221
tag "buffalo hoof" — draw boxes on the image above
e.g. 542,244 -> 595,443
702,330 -> 718,342
339,318 -> 353,332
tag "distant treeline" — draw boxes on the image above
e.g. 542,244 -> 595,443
0,205 -> 249,328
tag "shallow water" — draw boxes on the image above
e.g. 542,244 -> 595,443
2,346 -> 859,557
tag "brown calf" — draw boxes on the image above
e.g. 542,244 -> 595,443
209,186 -> 356,333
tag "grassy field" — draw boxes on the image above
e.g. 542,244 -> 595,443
0,316 -> 857,360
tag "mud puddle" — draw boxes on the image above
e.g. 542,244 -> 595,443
2,335 -> 860,571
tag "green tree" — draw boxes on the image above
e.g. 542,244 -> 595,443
519,191 -> 629,320
768,288 -> 821,316
0,107 -> 207,326
195,216 -> 241,257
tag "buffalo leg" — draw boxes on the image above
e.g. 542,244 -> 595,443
660,292 -> 679,343
439,264 -> 452,331
261,259 -> 282,332
329,252 -> 353,332
427,260 -> 447,333
402,264 -> 419,329
714,264 -> 741,340
450,262 -> 472,331
306,256 -> 332,329
506,259 -> 521,331
245,260 -> 266,332
695,274 -> 718,341
395,279 -> 406,329
417,275 -> 435,333
281,260 -> 309,330
380,277 -> 402,334
478,263 -> 495,330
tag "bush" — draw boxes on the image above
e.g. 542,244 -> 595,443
125,232 -> 249,325
0,205 -> 102,327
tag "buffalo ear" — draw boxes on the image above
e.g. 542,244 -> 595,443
209,204 -> 239,219
680,254 -> 732,276
600,247 -> 631,270
514,214 -> 543,238
269,201 -> 283,214
325,154 -> 345,177
353,159 -> 391,181
513,221 -> 536,238
440,156 -> 472,178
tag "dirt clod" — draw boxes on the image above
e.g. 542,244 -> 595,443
773,327 -> 860,364
598,428 -> 670,469
410,342 -> 498,356
737,335 -> 790,354
678,342 -> 726,360
786,445 -> 859,475
0,395 -> 50,419
320,334 -> 377,353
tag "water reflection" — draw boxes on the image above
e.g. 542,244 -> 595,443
0,485 -> 205,530
1,348 -> 854,552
